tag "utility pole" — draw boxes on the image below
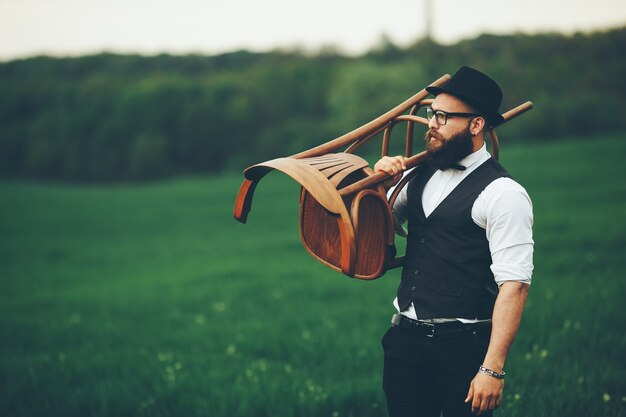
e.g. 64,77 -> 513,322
424,0 -> 433,41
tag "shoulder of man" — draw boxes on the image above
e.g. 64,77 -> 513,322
478,176 -> 533,219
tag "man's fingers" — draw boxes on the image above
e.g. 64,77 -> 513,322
396,156 -> 407,170
471,394 -> 481,414
475,395 -> 499,414
386,155 -> 406,165
490,394 -> 501,410
385,158 -> 403,175
476,396 -> 487,415
484,397 -> 495,413
374,156 -> 407,176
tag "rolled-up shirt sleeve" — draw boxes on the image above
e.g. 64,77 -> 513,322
473,178 -> 534,286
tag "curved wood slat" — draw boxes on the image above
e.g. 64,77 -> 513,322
350,189 -> 395,279
291,74 -> 451,159
299,190 -> 358,277
242,158 -> 348,214
304,153 -> 370,187
233,179 -> 257,223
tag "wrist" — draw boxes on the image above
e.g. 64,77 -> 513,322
481,357 -> 505,373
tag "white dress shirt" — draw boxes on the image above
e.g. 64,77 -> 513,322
389,143 -> 534,321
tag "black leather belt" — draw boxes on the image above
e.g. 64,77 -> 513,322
391,313 -> 491,338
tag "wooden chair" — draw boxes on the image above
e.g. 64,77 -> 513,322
233,74 -> 533,279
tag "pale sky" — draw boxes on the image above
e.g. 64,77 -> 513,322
1,0 -> 625,61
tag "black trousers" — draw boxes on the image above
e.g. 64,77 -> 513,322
382,321 -> 493,417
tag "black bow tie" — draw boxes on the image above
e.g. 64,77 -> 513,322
449,163 -> 466,171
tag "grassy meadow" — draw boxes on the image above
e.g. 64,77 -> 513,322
1,134 -> 625,417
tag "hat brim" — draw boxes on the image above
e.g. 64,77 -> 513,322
426,86 -> 505,126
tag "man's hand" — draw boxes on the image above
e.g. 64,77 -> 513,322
465,372 -> 504,415
374,155 -> 407,188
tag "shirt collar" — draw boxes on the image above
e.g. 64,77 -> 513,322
457,142 -> 489,170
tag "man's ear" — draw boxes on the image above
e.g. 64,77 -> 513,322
470,117 -> 486,136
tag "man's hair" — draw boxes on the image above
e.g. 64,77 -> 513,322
460,99 -> 488,134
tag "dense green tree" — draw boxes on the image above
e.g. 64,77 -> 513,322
0,28 -> 623,181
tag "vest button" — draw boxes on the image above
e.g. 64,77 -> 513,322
420,238 -> 427,244
411,286 -> 416,291
414,269 -> 419,276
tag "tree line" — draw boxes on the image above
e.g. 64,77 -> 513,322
0,27 -> 624,181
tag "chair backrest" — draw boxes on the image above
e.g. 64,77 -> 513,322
233,74 -> 533,279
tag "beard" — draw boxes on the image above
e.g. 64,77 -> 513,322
423,125 -> 474,171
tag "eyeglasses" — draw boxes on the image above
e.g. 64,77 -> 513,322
425,106 -> 482,126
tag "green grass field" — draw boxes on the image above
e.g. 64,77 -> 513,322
1,134 -> 625,417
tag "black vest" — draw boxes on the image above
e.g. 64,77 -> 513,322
397,158 -> 511,319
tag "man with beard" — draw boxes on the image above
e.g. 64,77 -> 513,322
374,66 -> 533,417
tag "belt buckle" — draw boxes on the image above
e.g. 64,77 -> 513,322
422,322 -> 435,338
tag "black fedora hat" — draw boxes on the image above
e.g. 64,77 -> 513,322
426,66 -> 505,126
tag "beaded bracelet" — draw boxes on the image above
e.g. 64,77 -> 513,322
478,365 -> 506,379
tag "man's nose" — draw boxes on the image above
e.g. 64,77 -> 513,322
428,115 -> 439,129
